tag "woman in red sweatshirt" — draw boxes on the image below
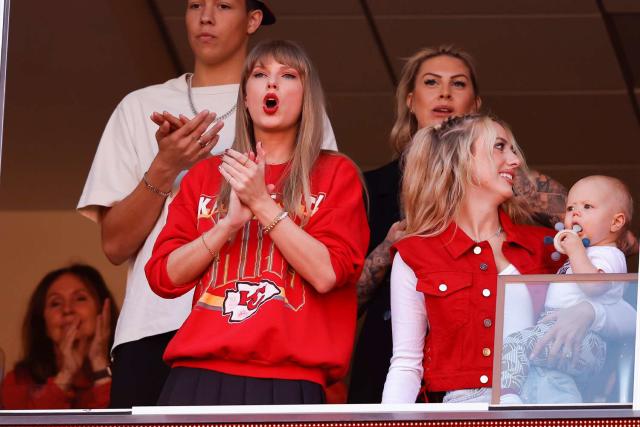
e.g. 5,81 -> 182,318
145,40 -> 369,405
3,264 -> 117,409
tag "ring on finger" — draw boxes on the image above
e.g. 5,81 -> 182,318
198,139 -> 207,148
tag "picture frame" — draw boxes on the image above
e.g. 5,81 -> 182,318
491,273 -> 638,407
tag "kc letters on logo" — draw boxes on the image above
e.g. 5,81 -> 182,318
223,280 -> 281,322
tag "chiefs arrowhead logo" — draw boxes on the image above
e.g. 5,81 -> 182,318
222,280 -> 281,323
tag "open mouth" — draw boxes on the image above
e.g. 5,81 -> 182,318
432,105 -> 453,115
499,172 -> 514,183
263,93 -> 279,114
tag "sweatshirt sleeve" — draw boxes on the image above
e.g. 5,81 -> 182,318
76,381 -> 111,409
304,156 -> 369,288
1,371 -> 73,410
145,162 -> 208,299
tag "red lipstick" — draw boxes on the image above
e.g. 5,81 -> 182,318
263,93 -> 279,115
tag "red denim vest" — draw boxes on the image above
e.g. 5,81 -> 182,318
393,210 -> 563,392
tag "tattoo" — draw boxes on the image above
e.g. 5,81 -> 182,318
356,239 -> 393,315
514,169 -> 568,228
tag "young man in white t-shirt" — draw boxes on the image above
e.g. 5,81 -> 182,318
79,0 -> 337,408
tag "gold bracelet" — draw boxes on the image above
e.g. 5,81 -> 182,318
200,233 -> 217,259
263,211 -> 289,234
142,172 -> 172,198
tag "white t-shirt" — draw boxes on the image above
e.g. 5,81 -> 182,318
77,74 -> 338,350
546,246 -> 627,310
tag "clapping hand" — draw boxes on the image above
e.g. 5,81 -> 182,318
54,319 -> 84,390
150,110 -> 223,173
88,299 -> 111,373
219,142 -> 271,210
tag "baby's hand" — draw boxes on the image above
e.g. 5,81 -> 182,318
558,230 -> 585,257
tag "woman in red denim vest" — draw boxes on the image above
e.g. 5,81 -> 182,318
381,114 -> 636,404
381,114 -> 558,403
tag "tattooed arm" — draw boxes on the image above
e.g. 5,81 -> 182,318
357,240 -> 392,314
514,168 -> 567,228
357,220 -> 406,314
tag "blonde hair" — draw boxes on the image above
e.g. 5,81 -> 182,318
218,40 -> 326,223
390,45 -> 480,155
401,114 -> 532,237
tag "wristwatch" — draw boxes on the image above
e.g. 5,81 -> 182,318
92,366 -> 112,381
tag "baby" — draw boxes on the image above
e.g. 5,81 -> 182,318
500,175 -> 633,404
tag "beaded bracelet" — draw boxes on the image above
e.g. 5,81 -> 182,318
200,234 -> 218,259
142,172 -> 172,198
264,211 -> 289,234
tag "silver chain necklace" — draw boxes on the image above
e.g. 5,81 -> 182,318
472,225 -> 503,243
186,73 -> 237,121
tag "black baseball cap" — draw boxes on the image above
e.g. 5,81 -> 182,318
254,1 -> 276,26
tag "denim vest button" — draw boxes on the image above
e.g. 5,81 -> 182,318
473,246 -> 482,255
480,263 -> 488,271
438,283 -> 448,292
480,375 -> 489,384
482,289 -> 491,297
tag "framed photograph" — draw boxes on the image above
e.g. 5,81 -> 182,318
491,273 -> 637,407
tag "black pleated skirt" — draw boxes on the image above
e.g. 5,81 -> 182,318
157,367 -> 326,405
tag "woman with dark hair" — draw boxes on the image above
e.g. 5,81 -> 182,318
2,264 -> 118,409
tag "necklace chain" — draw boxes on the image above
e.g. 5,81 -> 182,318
186,73 -> 237,121
472,225 -> 503,243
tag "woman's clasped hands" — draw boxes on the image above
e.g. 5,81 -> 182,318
218,142 -> 275,230
54,299 -> 112,390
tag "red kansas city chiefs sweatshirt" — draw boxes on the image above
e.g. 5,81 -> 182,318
145,152 -> 369,389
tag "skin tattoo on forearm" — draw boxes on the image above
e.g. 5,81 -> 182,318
514,169 -> 568,228
356,240 -> 393,312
